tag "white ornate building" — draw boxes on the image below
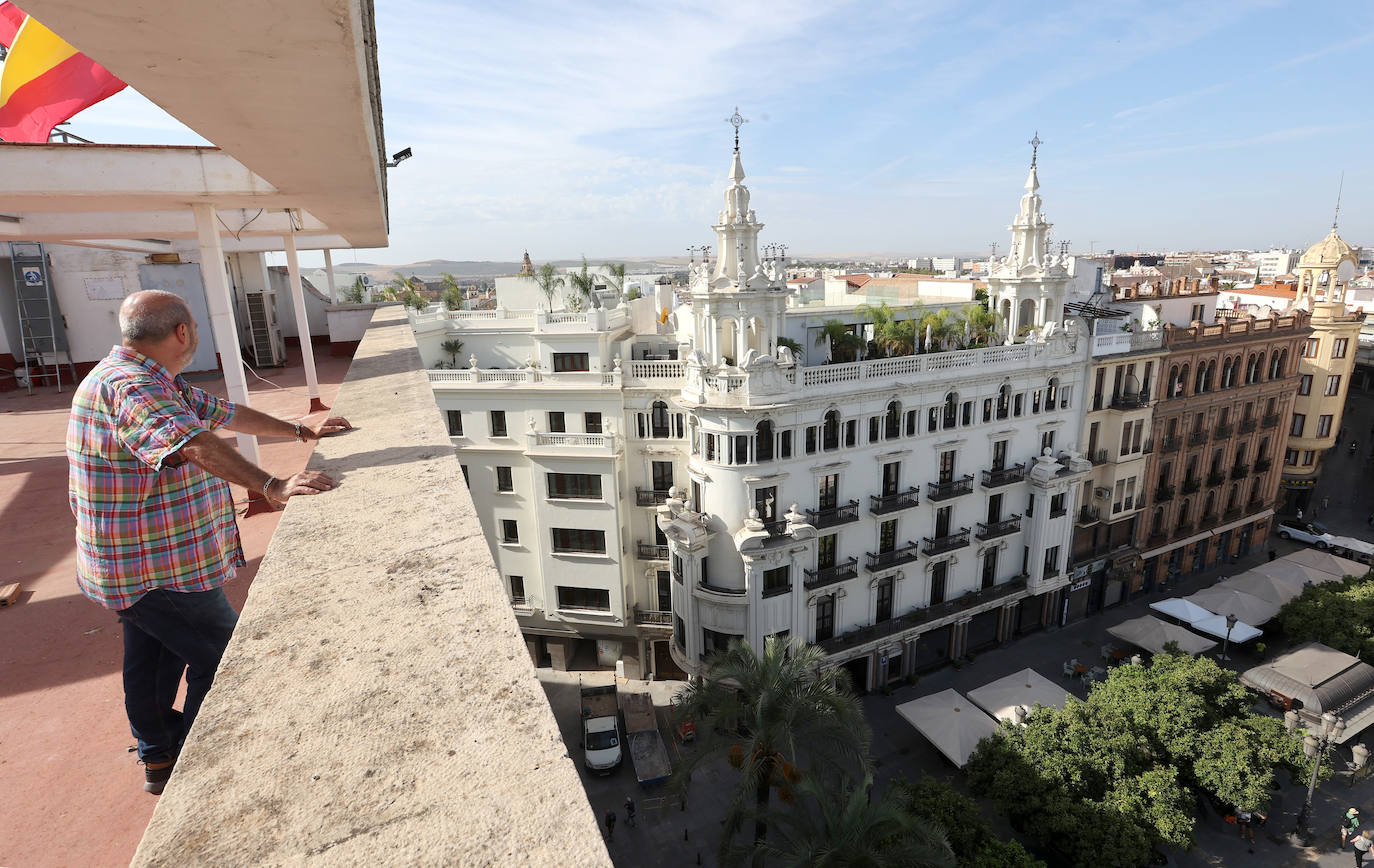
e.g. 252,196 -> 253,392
414,139 -> 1094,689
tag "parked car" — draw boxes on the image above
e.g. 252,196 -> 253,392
1276,519 -> 1334,548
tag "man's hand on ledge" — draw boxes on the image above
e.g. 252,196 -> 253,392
309,416 -> 353,439
266,470 -> 337,505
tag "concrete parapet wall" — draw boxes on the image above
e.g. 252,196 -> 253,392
132,307 -> 611,867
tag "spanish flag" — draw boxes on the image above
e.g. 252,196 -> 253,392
0,2 -> 125,142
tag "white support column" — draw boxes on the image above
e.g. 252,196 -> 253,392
191,203 -> 259,466
322,248 -> 338,303
283,224 -> 326,412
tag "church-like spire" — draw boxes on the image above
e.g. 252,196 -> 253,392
1006,133 -> 1050,270
711,108 -> 764,287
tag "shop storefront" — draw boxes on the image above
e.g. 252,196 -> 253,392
911,624 -> 953,672
966,608 -> 1002,653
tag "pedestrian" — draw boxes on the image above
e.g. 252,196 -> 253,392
604,808 -> 617,841
1236,807 -> 1255,852
1298,508 -> 1304,520
1356,830 -> 1373,867
624,795 -> 636,827
67,291 -> 351,795
1323,497 -> 1331,511
1342,807 -> 1361,849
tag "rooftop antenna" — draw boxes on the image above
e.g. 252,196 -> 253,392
1028,131 -> 1042,168
989,241 -> 998,259
725,107 -> 748,153
1333,171 -> 1344,229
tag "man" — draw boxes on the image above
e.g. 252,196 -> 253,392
68,290 -> 351,794
1344,807 -> 1362,849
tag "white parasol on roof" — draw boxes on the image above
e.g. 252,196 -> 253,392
1107,615 -> 1217,656
895,689 -> 1002,768
967,668 -> 1071,724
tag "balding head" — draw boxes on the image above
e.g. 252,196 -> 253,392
119,290 -> 192,344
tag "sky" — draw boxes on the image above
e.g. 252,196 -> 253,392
42,0 -> 1374,267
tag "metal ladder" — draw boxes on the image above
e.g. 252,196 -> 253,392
8,242 -> 77,394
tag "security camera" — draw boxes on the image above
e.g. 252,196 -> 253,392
386,147 -> 413,168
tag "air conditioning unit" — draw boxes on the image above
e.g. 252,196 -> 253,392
243,291 -> 285,367
1094,487 -> 1111,500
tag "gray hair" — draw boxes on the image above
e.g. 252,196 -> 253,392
119,290 -> 193,343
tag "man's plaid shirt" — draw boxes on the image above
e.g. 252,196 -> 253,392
67,346 -> 244,611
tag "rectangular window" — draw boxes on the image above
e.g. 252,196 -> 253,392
805,426 -> 817,455
763,566 -> 790,597
818,474 -> 839,511
548,411 -> 566,433
815,595 -> 835,642
551,352 -> 590,372
868,416 -> 880,443
446,410 -> 463,436
584,412 -> 602,433
844,419 -> 857,448
500,519 -> 519,544
673,554 -> 684,583
556,586 -> 610,612
875,577 -> 894,622
879,519 -> 897,553
651,461 -> 674,492
1302,450 -> 1316,466
1290,413 -> 1306,437
881,461 -> 900,496
1325,375 -> 1341,397
754,486 -> 777,522
992,440 -> 1007,472
1050,493 -> 1065,515
1284,449 -> 1298,466
1303,338 -> 1320,358
1041,429 -> 1055,454
983,398 -> 993,423
981,548 -> 998,589
550,528 -> 607,554
987,493 -> 1003,523
509,575 -> 526,604
1043,545 -> 1060,579
905,409 -> 918,436
1298,374 -> 1312,396
546,472 -> 602,499
657,570 -> 672,611
691,480 -> 702,512
930,561 -> 947,605
1333,338 -> 1349,359
490,410 -> 508,437
496,466 -> 513,492
779,430 -> 793,459
935,505 -> 952,538
817,534 -> 837,570
1317,415 -> 1333,438
938,450 -> 955,484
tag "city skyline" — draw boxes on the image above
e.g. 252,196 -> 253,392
53,0 -> 1373,267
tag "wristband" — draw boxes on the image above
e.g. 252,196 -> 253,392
262,476 -> 278,496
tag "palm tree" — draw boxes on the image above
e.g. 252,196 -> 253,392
816,320 -> 863,363
732,773 -> 955,868
777,336 -> 803,362
917,308 -> 960,352
961,303 -> 1000,348
604,261 -> 627,301
565,257 -> 598,309
440,272 -> 465,310
533,262 -> 564,310
440,338 -> 464,367
382,272 -> 411,302
671,638 -> 870,865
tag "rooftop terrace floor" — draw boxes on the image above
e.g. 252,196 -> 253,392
0,345 -> 352,868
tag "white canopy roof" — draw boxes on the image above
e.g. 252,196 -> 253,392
1248,561 -> 1343,587
1283,548 -> 1367,579
1222,572 -> 1307,606
895,689 -> 1002,768
967,668 -> 1071,724
1150,598 -> 1261,643
1107,615 -> 1218,656
1187,587 -> 1281,626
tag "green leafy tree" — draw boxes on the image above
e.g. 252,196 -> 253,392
961,304 -> 1000,347
776,336 -> 803,362
816,320 -> 863,363
1276,571 -> 1374,659
565,257 -> 598,309
440,272 -> 465,310
341,276 -> 366,304
892,776 -> 1044,868
440,338 -> 464,367
857,302 -> 919,357
918,308 -> 961,352
533,262 -> 564,309
735,773 -> 955,868
670,638 -> 870,864
380,271 -> 411,302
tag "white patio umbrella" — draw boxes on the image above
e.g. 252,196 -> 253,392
1150,597 -> 1261,643
1223,572 -> 1306,606
1149,598 -> 1218,624
967,668 -> 1071,724
1282,548 -> 1366,580
894,689 -> 1002,768
1248,561 -> 1340,588
1106,615 -> 1217,656
1187,586 -> 1281,625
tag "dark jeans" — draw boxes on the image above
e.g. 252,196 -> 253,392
117,587 -> 238,763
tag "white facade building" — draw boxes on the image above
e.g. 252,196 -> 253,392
1256,249 -> 1299,283
416,142 -> 1093,687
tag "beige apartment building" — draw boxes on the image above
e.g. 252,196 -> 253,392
1279,227 -> 1365,512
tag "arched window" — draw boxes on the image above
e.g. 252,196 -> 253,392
1153,507 -> 1166,534
1221,358 -> 1233,389
996,385 -> 1011,419
1203,491 -> 1216,520
1168,365 -> 1181,397
1253,353 -> 1266,384
1178,498 -> 1191,527
1226,484 -> 1239,512
1194,365 -> 1206,394
651,400 -> 670,438
1178,364 -> 1190,397
756,420 -> 774,462
943,392 -> 959,429
1244,353 -> 1257,384
1279,349 -> 1289,377
823,410 -> 841,451
885,400 -> 901,439
1203,360 -> 1215,392
1046,377 -> 1059,407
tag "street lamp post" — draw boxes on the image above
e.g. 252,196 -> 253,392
1288,709 -> 1345,842
1218,613 -> 1238,662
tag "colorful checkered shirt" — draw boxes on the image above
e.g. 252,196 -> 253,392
68,345 -> 244,611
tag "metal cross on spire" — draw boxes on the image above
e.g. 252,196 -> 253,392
1028,131 -> 1042,168
726,107 -> 749,153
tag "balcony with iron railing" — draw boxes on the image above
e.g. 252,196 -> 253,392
981,464 -> 1026,488
1261,413 -> 1280,429
1223,505 -> 1244,522
698,579 -> 747,596
1161,435 -> 1182,453
804,557 -> 860,590
1206,470 -> 1227,487
1239,418 -> 1257,434
636,488 -> 671,506
1176,520 -> 1195,535
1231,463 -> 1250,481
1078,504 -> 1102,525
818,577 -> 1029,654
1109,391 -> 1150,410
927,475 -> 974,502
806,500 -> 860,529
1254,457 -> 1272,473
1182,478 -> 1201,495
976,515 -> 1022,540
865,542 -> 921,572
1188,430 -> 1210,447
637,541 -> 669,560
869,488 -> 920,515
1154,483 -> 1176,502
922,528 -> 970,557
1214,422 -> 1234,438
633,607 -> 672,626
